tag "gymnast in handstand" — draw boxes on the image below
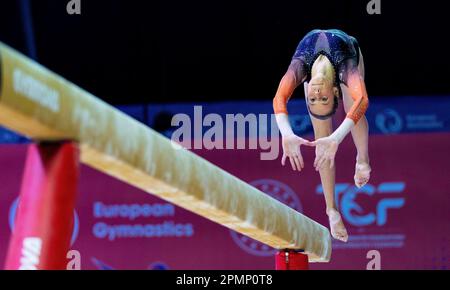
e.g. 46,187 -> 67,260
273,29 -> 371,242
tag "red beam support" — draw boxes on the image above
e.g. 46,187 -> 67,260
5,142 -> 79,270
275,249 -> 309,270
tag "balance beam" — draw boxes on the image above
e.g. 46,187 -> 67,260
0,42 -> 331,262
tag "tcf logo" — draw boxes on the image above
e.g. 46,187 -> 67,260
316,182 -> 406,227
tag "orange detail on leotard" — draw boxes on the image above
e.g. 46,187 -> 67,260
345,72 -> 369,124
273,60 -> 304,114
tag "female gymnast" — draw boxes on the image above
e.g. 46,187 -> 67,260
273,29 -> 371,242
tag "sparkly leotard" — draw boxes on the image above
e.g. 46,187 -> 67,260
273,29 -> 369,123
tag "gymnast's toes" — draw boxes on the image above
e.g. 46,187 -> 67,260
327,209 -> 349,243
354,162 -> 371,188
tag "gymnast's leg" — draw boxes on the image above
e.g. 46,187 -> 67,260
351,116 -> 371,188
341,50 -> 371,188
305,83 -> 348,242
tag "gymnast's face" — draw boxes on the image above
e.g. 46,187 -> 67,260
306,75 -> 338,117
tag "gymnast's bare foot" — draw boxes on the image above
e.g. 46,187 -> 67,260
354,161 -> 371,188
327,208 -> 348,242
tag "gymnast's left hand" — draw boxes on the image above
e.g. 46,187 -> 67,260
311,136 -> 339,171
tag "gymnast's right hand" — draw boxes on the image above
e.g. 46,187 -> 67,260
281,133 -> 313,172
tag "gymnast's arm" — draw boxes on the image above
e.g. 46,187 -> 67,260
273,59 -> 313,171
273,59 -> 306,134
330,68 -> 369,144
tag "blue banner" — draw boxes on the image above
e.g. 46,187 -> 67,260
2,96 -> 450,143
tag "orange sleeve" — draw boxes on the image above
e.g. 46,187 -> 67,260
273,60 -> 305,114
345,72 -> 369,123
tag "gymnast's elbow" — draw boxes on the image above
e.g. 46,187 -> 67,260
362,95 -> 370,114
346,96 -> 369,124
273,95 -> 289,115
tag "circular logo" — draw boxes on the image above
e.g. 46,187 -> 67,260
230,179 -> 303,257
376,109 -> 403,134
9,197 -> 80,246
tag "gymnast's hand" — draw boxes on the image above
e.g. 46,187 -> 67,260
311,136 -> 339,171
281,133 -> 313,172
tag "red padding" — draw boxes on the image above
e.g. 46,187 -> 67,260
5,142 -> 79,270
275,250 -> 309,270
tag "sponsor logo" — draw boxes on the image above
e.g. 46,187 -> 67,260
405,114 -> 444,130
316,182 -> 406,249
91,202 -> 194,241
376,109 -> 403,134
316,182 -> 406,227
